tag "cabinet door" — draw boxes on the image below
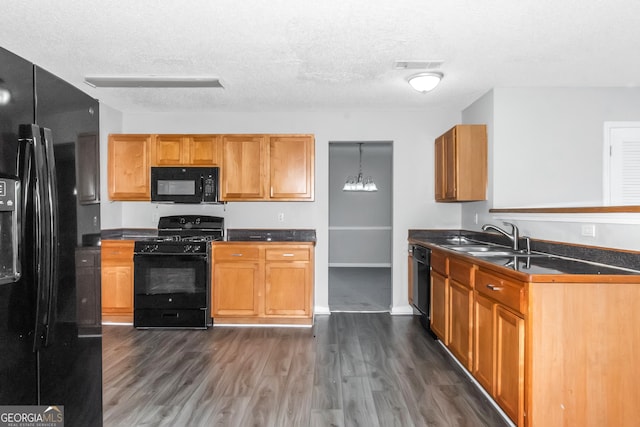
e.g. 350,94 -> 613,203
153,135 -> 186,165
221,135 -> 266,200
212,262 -> 261,316
449,279 -> 473,370
430,270 -> 448,342
495,305 -> 525,426
269,135 -> 314,200
265,262 -> 310,316
189,135 -> 221,165
101,265 -> 133,314
108,134 -> 151,200
443,128 -> 457,199
434,136 -> 445,201
473,292 -> 495,394
76,133 -> 100,204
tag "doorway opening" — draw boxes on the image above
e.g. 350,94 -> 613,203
328,141 -> 393,312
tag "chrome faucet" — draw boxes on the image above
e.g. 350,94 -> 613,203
481,222 -> 520,250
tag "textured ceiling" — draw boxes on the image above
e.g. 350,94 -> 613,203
2,0 -> 639,113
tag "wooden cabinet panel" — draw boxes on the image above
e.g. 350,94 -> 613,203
473,292 -> 494,394
495,305 -> 525,426
101,241 -> 134,322
265,262 -> 310,316
431,249 -> 448,275
189,135 -> 221,165
153,135 -> 185,165
76,133 -> 100,204
476,269 -> 525,315
269,135 -> 314,200
430,270 -> 448,342
212,262 -> 261,316
211,243 -> 314,323
434,124 -> 487,202
221,135 -> 266,200
449,279 -> 473,370
75,247 -> 101,331
153,134 -> 222,166
108,134 -> 151,200
434,135 -> 445,201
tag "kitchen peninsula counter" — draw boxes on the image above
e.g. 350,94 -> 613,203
408,229 -> 640,427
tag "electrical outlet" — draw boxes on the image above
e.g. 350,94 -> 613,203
581,224 -> 596,237
278,212 -> 285,222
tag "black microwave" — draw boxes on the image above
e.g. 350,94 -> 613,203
151,167 -> 219,204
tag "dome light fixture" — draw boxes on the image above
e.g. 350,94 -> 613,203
408,72 -> 443,93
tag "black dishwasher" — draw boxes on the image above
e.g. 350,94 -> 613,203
410,244 -> 435,337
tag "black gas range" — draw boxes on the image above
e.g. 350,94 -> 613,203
133,215 -> 224,329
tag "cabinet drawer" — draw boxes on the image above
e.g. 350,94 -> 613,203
431,250 -> 448,275
449,257 -> 474,288
213,246 -> 260,261
475,269 -> 525,314
75,251 -> 97,267
266,248 -> 310,261
101,241 -> 134,261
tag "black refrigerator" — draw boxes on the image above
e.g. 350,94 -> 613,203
0,47 -> 102,426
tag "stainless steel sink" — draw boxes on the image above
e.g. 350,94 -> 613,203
442,244 -> 550,257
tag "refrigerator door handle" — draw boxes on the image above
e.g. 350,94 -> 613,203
19,124 -> 57,351
41,127 -> 58,347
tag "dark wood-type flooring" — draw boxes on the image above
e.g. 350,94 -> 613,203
103,313 -> 509,426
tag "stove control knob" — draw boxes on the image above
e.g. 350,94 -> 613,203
184,245 -> 192,253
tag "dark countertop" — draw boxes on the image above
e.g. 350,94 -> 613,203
409,229 -> 640,278
101,228 -> 316,243
226,229 -> 316,243
101,228 -> 158,240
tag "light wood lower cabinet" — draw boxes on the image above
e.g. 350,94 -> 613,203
420,242 -> 640,427
211,246 -> 261,317
211,243 -> 314,325
100,240 -> 134,323
448,258 -> 474,371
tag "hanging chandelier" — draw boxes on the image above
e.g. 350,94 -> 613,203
342,143 -> 378,192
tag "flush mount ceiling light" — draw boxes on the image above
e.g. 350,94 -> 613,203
408,72 -> 443,93
343,143 -> 378,192
83,75 -> 224,88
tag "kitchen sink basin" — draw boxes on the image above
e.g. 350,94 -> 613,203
442,244 -> 550,258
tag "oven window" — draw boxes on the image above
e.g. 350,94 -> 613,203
157,179 -> 195,195
134,255 -> 207,296
147,267 -> 196,294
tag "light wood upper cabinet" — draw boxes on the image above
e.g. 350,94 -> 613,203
269,135 -> 314,200
108,134 -> 151,201
101,240 -> 135,323
221,135 -> 267,200
152,134 -> 222,166
434,124 -> 487,202
221,134 -> 314,201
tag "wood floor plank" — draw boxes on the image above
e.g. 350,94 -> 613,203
103,313 -> 510,427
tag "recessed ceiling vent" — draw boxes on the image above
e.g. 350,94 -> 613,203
393,60 -> 444,70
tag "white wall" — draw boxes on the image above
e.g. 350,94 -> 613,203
461,88 -> 640,251
100,109 -> 462,314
